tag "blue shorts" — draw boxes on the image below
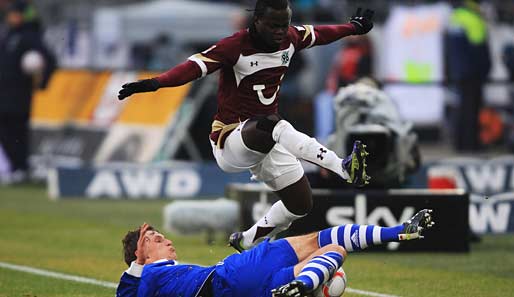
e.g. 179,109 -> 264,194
213,238 -> 299,297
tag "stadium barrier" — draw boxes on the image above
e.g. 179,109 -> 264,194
408,156 -> 514,234
48,157 -> 514,236
48,162 -> 253,199
226,183 -> 470,252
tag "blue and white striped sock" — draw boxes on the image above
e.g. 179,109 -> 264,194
317,224 -> 404,252
295,252 -> 344,291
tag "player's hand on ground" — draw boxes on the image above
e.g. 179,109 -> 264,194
350,8 -> 374,35
135,222 -> 151,265
118,78 -> 160,100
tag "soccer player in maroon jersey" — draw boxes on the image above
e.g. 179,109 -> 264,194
118,0 -> 374,253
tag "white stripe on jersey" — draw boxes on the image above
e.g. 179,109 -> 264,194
188,54 -> 208,77
305,25 -> 316,48
188,53 -> 219,77
233,43 -> 295,87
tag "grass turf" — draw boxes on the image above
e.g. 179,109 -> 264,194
1,185 -> 513,297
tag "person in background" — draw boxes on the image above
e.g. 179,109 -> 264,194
502,43 -> 514,152
313,34 -> 373,147
0,0 -> 56,184
445,0 -> 491,152
326,78 -> 421,189
325,34 -> 373,93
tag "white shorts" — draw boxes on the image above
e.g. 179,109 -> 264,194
210,120 -> 304,191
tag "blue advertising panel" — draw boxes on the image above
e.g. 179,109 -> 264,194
50,161 -> 254,199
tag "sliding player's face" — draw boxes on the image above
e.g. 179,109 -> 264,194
254,6 -> 292,49
143,230 -> 177,263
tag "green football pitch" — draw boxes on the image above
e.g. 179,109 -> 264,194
1,185 -> 513,297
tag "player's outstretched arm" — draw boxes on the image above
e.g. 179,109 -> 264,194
118,79 -> 160,100
118,60 -> 203,100
300,7 -> 375,47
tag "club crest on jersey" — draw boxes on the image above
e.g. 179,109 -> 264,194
281,51 -> 289,65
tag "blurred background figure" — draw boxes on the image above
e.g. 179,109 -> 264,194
312,78 -> 420,189
314,34 -> 374,146
445,0 -> 491,152
278,50 -> 309,132
503,43 -> 514,152
130,33 -> 178,71
0,0 -> 56,184
325,35 -> 373,92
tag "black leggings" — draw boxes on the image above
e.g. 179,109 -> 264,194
0,113 -> 30,172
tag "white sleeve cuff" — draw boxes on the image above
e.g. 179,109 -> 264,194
125,261 -> 144,277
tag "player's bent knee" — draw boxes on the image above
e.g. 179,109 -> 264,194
299,199 -> 313,215
255,114 -> 283,134
325,244 -> 348,260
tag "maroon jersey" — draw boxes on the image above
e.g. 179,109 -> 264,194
155,23 -> 356,143
190,26 -> 308,124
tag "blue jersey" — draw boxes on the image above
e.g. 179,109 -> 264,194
116,239 -> 298,297
139,260 -> 216,297
116,272 -> 140,297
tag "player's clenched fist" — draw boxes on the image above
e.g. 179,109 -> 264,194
118,78 -> 160,100
350,8 -> 374,35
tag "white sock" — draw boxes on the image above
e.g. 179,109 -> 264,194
272,120 -> 349,180
242,200 -> 304,248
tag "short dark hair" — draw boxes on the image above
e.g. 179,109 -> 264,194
253,0 -> 290,18
122,225 -> 156,266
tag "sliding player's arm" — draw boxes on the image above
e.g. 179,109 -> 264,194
116,261 -> 144,297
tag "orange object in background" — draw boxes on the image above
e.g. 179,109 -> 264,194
427,166 -> 459,189
428,177 -> 457,189
479,108 -> 503,145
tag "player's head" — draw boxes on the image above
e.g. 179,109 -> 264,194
122,225 -> 177,266
253,0 -> 292,49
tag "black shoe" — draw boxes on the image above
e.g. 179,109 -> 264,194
271,280 -> 310,297
228,232 -> 246,253
399,209 -> 435,241
342,140 -> 371,187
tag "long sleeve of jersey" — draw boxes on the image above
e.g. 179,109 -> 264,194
154,60 -> 203,87
314,24 -> 357,45
292,23 -> 357,50
156,33 -> 240,88
115,261 -> 144,297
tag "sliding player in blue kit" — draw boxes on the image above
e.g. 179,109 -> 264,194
117,209 -> 434,297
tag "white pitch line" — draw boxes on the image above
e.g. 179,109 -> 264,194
0,261 -> 401,297
0,261 -> 117,288
346,287 -> 401,297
